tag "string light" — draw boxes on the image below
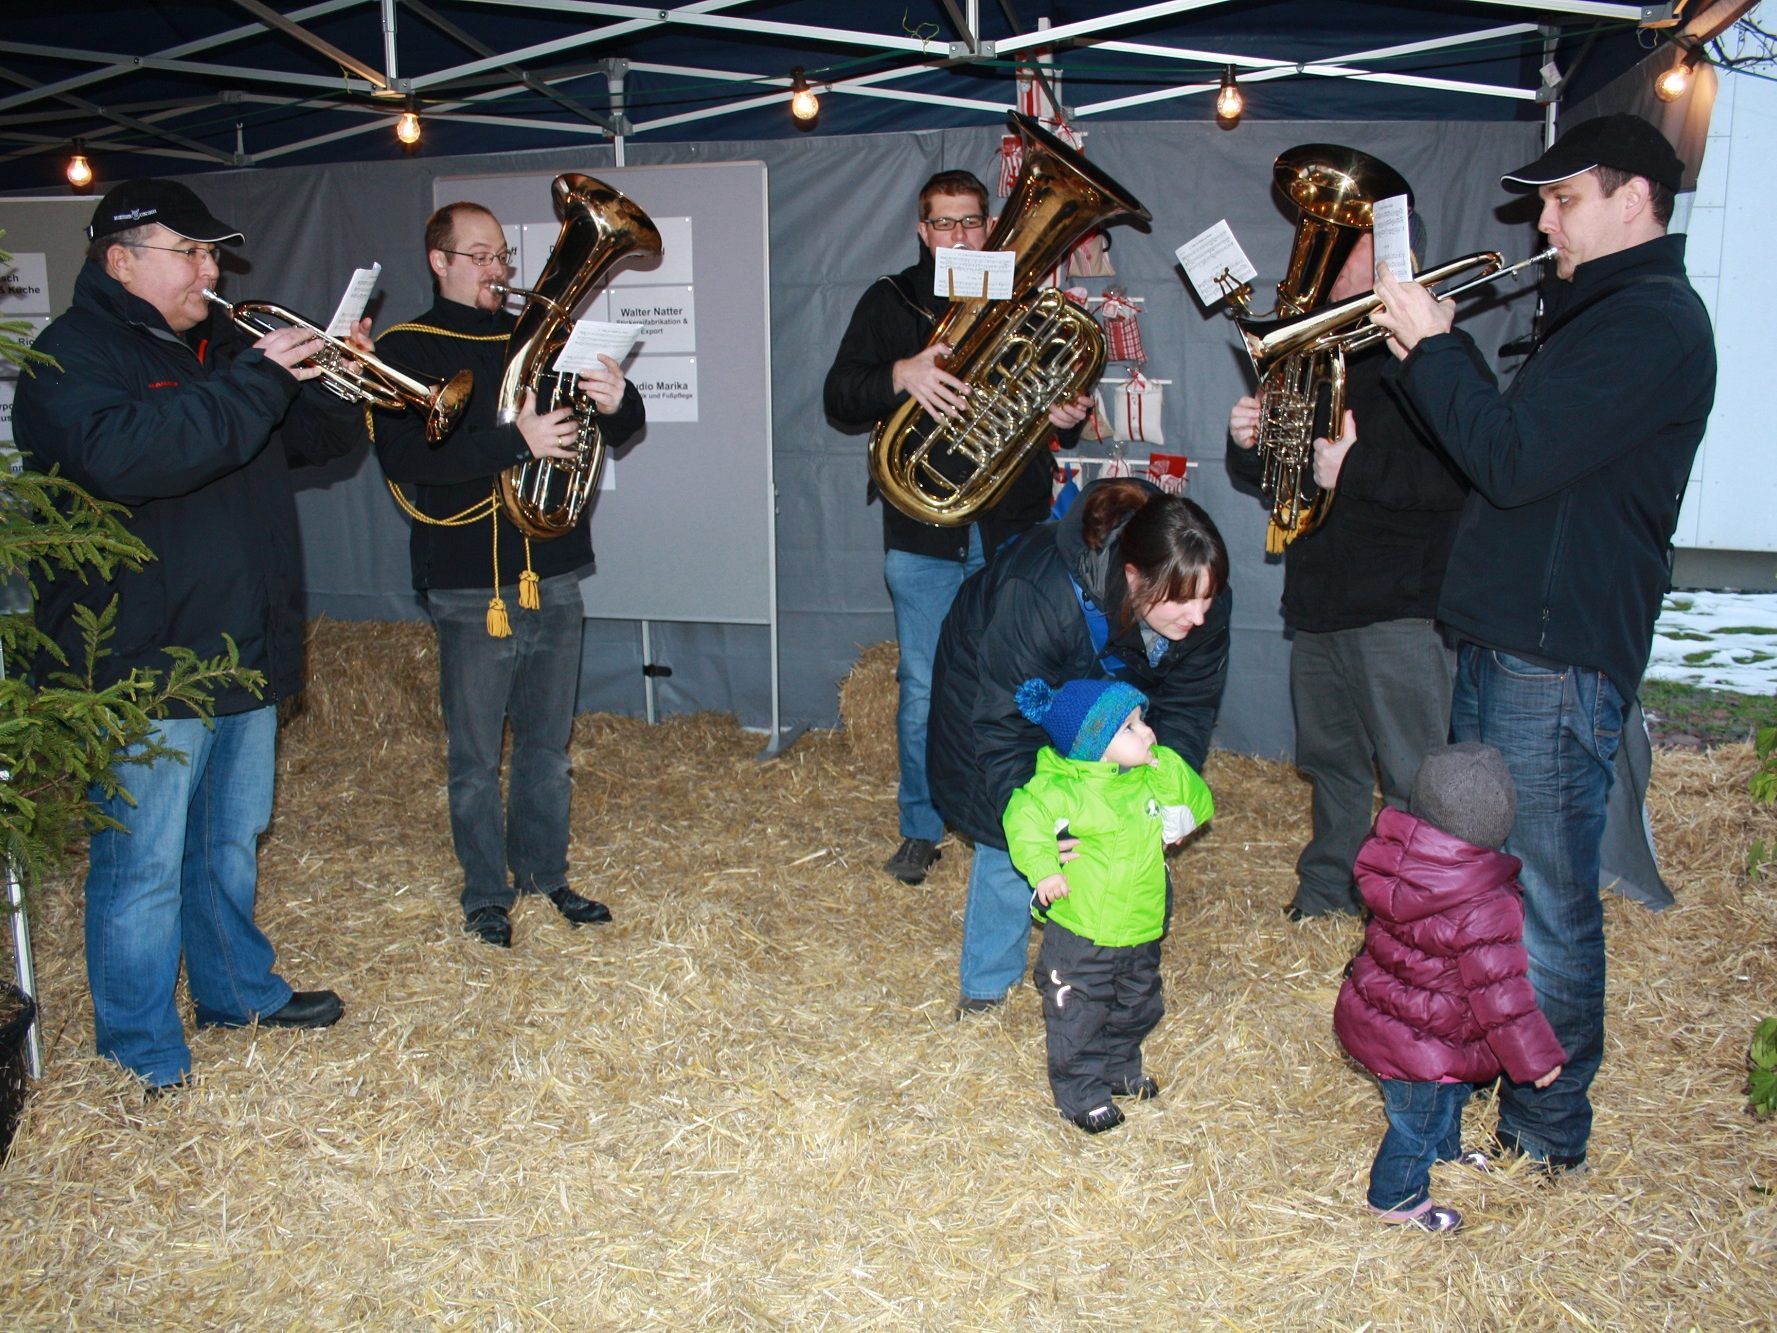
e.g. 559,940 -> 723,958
789,67 -> 819,124
66,141 -> 93,191
395,97 -> 421,146
1215,65 -> 1243,124
1654,47 -> 1700,102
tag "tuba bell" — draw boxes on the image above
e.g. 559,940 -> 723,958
490,173 -> 662,541
1233,145 -> 1411,550
868,112 -> 1151,527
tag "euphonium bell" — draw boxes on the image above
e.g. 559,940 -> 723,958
491,173 -> 662,541
1231,145 -> 1410,549
868,112 -> 1151,526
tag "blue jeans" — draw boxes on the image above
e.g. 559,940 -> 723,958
1450,643 -> 1624,1166
884,530 -> 984,841
959,842 -> 1035,1002
428,571 -> 585,915
85,707 -> 291,1086
1369,1079 -> 1473,1213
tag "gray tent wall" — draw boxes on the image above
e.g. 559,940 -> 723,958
184,116 -> 1541,757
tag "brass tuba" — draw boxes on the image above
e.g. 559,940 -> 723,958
868,112 -> 1151,526
490,173 -> 662,540
1230,145 -> 1414,549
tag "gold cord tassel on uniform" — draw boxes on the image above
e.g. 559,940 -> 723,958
519,538 -> 540,611
486,501 -> 513,638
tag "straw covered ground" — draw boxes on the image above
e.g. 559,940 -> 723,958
2,619 -> 1774,1328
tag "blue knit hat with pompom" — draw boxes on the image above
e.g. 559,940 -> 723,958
1015,677 -> 1149,762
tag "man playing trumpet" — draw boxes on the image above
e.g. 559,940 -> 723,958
15,179 -> 368,1091
1368,114 -> 1717,1173
374,201 -> 644,949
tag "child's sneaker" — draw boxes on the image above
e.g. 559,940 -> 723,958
1454,1149 -> 1494,1172
1109,1075 -> 1160,1100
1371,1199 -> 1463,1233
1070,1104 -> 1125,1134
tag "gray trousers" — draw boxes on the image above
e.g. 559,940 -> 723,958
1035,924 -> 1164,1118
1289,618 -> 1454,916
426,571 -> 586,916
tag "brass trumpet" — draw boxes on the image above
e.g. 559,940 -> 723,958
1234,249 -> 1551,546
202,289 -> 472,442
1240,247 -> 1557,375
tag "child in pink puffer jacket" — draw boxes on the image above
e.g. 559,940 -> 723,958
1334,742 -> 1566,1233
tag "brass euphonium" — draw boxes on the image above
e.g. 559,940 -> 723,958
490,173 -> 662,540
1231,144 -> 1411,549
869,112 -> 1152,526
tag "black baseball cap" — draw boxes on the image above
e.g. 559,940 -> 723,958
1501,113 -> 1685,193
87,179 -> 245,244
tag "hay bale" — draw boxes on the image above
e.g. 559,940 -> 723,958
837,640 -> 899,785
293,615 -> 441,736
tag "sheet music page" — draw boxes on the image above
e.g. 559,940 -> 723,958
932,248 -> 1015,300
326,264 -> 381,336
1371,195 -> 1414,282
1176,222 -> 1257,308
551,320 -> 641,374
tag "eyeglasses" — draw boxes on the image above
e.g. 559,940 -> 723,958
440,247 -> 515,268
123,241 -> 222,264
921,214 -> 987,232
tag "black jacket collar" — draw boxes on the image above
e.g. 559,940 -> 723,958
417,294 -> 512,335
75,259 -> 219,351
1550,232 -> 1689,315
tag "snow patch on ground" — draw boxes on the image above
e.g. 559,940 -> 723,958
1646,591 -> 1777,694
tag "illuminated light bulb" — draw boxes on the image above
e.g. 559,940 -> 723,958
790,68 -> 819,124
396,107 -> 421,145
1654,60 -> 1692,103
66,149 -> 94,189
1215,66 -> 1243,123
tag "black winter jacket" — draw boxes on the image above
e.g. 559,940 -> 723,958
16,261 -> 366,714
927,479 -> 1232,847
374,297 -> 646,591
1396,234 -> 1715,700
1230,349 -> 1467,632
823,249 -> 1080,562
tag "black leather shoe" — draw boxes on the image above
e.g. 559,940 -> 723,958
259,990 -> 344,1029
544,886 -> 612,926
465,904 -> 513,947
1070,1103 -> 1126,1134
198,989 -> 343,1030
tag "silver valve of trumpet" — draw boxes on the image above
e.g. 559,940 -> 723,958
202,288 -> 473,443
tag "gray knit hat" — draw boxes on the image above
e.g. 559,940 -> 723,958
1409,742 -> 1517,852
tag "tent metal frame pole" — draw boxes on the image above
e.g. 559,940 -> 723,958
0,0 -> 360,116
407,0 -> 751,91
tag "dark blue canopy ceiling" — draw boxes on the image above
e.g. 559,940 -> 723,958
0,1 -> 1673,192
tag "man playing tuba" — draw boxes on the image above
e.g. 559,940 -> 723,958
1226,191 -> 1467,922
374,200 -> 644,948
824,168 -> 1094,887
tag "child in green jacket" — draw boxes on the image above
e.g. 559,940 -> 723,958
1004,677 -> 1215,1133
